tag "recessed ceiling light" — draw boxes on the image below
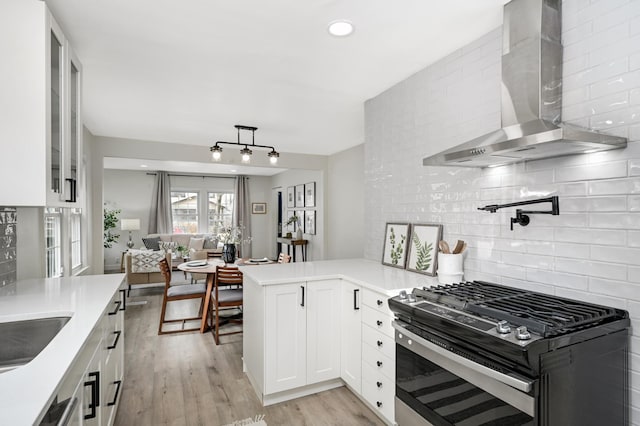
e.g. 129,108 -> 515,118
230,169 -> 237,173
328,20 -> 354,37
140,164 -> 148,168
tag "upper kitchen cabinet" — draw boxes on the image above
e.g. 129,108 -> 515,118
0,0 -> 83,207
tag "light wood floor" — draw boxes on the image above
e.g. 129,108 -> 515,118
114,281 -> 386,426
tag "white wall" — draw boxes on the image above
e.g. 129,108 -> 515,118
327,144 -> 364,259
364,0 -> 640,421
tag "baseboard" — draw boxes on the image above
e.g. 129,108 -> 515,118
261,379 -> 344,406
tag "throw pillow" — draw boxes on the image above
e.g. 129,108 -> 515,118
188,237 -> 205,251
203,237 -> 219,249
142,236 -> 161,251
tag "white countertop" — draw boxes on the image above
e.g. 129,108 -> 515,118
239,258 -> 439,295
0,274 -> 124,425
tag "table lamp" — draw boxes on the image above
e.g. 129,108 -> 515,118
121,219 -> 141,249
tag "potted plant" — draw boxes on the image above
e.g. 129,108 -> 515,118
103,208 -> 121,248
286,214 -> 302,240
217,225 -> 244,263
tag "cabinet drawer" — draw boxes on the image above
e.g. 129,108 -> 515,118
362,342 -> 394,381
362,288 -> 391,313
362,323 -> 394,360
362,305 -> 394,339
362,362 -> 395,423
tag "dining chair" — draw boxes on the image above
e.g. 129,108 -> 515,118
210,265 -> 243,345
158,258 -> 209,335
277,252 -> 291,264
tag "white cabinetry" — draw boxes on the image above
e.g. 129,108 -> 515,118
340,281 -> 362,392
40,288 -> 125,425
0,0 -> 82,206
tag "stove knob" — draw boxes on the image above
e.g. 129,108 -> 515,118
496,320 -> 511,334
515,326 -> 531,341
408,294 -> 417,303
399,290 -> 408,300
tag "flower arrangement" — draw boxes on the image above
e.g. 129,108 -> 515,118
217,225 -> 244,245
286,214 -> 300,231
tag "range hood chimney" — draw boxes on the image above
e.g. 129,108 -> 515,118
423,0 -> 627,168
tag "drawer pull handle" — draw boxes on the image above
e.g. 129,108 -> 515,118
376,320 -> 382,326
353,289 -> 360,310
108,300 -> 121,316
376,381 -> 382,388
376,361 -> 382,367
107,330 -> 121,350
83,371 -> 100,419
376,401 -> 383,408
377,299 -> 383,306
119,289 -> 126,311
300,286 -> 305,307
108,380 -> 122,406
377,340 -> 382,347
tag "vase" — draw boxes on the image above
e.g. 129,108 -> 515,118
296,227 -> 303,240
222,243 -> 236,264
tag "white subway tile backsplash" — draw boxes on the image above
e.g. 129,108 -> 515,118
591,245 -> 640,264
629,231 -> 640,247
563,91 -> 629,121
501,251 -> 554,270
590,213 -> 640,229
525,268 -> 588,290
555,227 -> 626,245
588,177 -> 640,195
554,287 -> 628,309
564,58 -> 629,92
555,160 -> 628,182
590,69 -> 640,99
554,257 -> 627,280
632,53 -> 640,71
630,195 -> 640,211
589,277 -> 640,302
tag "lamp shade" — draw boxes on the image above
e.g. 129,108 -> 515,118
120,219 -> 141,231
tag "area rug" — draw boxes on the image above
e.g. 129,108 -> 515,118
223,414 -> 266,426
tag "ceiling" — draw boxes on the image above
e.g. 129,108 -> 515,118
46,0 -> 509,172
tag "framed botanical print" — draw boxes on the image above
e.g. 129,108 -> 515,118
406,223 -> 442,276
304,182 -> 315,207
381,222 -> 410,268
304,210 -> 316,235
295,184 -> 304,207
287,186 -> 295,208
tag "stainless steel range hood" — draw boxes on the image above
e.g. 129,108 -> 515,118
423,0 -> 627,168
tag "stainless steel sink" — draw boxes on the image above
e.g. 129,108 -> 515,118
0,316 -> 71,373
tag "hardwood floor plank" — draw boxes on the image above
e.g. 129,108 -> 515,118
115,285 -> 385,426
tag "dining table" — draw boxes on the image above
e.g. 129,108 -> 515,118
177,258 -> 226,333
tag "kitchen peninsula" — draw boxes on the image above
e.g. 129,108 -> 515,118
240,258 -> 437,425
0,274 -> 125,425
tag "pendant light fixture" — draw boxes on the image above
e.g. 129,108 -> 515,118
210,125 -> 280,165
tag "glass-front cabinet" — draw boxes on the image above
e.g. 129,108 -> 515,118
47,12 -> 83,207
0,1 -> 82,206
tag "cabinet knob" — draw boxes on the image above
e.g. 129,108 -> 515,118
376,361 -> 383,367
376,401 -> 383,408
376,381 -> 382,388
377,299 -> 383,306
376,320 -> 382,326
377,340 -> 383,347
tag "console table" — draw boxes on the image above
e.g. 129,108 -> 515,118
276,238 -> 308,262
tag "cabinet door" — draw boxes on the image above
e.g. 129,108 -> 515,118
47,15 -> 65,204
66,49 -> 82,205
306,280 -> 341,384
265,283 -> 307,394
102,288 -> 125,425
341,281 -> 362,392
81,346 -> 102,425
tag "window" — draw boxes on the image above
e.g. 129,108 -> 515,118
208,192 -> 234,233
171,191 -> 198,233
45,208 -> 62,277
70,208 -> 82,270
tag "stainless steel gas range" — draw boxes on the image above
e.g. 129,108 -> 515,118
388,281 -> 630,426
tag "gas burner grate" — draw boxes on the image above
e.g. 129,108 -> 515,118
419,281 -> 620,337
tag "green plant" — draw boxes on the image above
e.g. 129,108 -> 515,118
286,215 -> 300,230
389,227 -> 406,265
103,208 -> 121,248
412,234 -> 433,271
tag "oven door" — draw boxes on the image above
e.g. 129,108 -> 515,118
394,321 -> 536,426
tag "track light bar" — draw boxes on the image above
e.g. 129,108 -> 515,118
210,125 -> 280,164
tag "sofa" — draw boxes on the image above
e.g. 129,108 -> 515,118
124,250 -> 172,295
145,233 -> 222,257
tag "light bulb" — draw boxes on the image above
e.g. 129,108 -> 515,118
270,155 -> 278,164
268,150 -> 279,165
212,151 -> 221,161
210,145 -> 223,161
242,153 -> 251,163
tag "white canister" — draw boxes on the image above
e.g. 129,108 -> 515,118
437,253 -> 464,284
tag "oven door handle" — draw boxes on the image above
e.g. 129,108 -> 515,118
393,321 -> 534,393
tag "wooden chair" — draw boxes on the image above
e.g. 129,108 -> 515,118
277,252 -> 291,264
210,265 -> 243,345
189,249 -> 208,283
158,258 -> 209,335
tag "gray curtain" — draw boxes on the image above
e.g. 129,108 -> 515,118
233,176 -> 251,258
148,171 -> 173,234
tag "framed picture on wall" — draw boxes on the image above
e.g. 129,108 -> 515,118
406,223 -> 442,276
381,222 -> 410,268
304,182 -> 316,207
251,203 -> 266,214
295,184 -> 304,207
304,210 -> 316,235
286,210 -> 298,232
287,186 -> 295,208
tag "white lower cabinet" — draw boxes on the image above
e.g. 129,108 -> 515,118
341,281 -> 362,392
40,287 -> 125,425
264,280 -> 341,395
